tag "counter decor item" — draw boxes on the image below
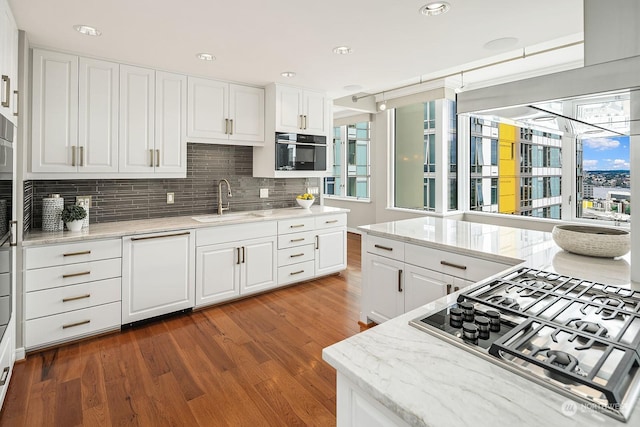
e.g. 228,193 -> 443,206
61,205 -> 87,232
551,224 -> 630,258
296,193 -> 315,209
42,194 -> 64,231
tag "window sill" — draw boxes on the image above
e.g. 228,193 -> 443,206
385,207 -> 463,218
323,196 -> 371,204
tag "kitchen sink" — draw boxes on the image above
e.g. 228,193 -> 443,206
191,212 -> 263,223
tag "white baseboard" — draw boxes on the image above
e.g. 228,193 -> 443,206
15,347 -> 26,361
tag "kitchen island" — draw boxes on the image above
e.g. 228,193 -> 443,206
323,216 -> 637,427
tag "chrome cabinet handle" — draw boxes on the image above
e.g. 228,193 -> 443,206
315,235 -> 319,250
398,269 -> 403,292
290,238 -> 305,243
290,253 -> 304,258
63,250 -> 91,257
290,270 -> 304,276
156,149 -> 160,167
79,146 -> 84,166
236,247 -> 241,265
12,90 -> 18,116
241,246 -> 245,263
72,146 -> 76,166
229,119 -> 233,135
325,219 -> 338,224
440,260 -> 467,270
299,115 -> 303,129
150,149 -> 154,167
289,224 -> 305,229
0,367 -> 9,385
225,118 -> 229,134
446,284 -> 452,295
131,231 -> 190,241
62,319 -> 90,329
374,244 -> 393,251
62,271 -> 91,279
303,115 -> 308,129
63,294 -> 91,303
1,75 -> 9,108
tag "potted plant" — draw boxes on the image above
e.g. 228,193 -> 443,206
61,205 -> 87,232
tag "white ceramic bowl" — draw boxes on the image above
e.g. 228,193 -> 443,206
296,198 -> 314,209
551,224 -> 630,258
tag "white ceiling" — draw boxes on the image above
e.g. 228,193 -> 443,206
9,0 -> 584,99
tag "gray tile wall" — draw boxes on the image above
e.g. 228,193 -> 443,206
25,143 -> 310,230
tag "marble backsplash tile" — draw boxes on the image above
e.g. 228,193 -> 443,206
25,143 -> 311,230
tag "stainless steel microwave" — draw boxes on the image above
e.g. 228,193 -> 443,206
275,132 -> 327,171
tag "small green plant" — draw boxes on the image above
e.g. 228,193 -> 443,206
60,205 -> 87,223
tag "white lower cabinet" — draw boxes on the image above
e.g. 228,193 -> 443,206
122,230 -> 194,323
336,372 -> 409,427
315,227 -> 346,276
403,264 -> 448,313
365,254 -> 404,323
23,239 -> 122,350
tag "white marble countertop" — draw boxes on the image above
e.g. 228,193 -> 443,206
323,216 -> 636,427
23,205 -> 348,246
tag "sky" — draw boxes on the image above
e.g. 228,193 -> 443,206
582,135 -> 630,171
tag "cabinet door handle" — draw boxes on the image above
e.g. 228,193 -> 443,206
290,270 -> 304,276
62,319 -> 90,329
131,231 -> 190,241
71,146 -> 76,166
62,271 -> 91,279
446,284 -> 452,295
374,244 -> 393,251
440,260 -> 467,270
63,250 -> 91,257
156,149 -> 160,167
236,247 -> 241,264
454,286 -> 460,292
299,115 -> 303,130
150,149 -> 154,167
1,75 -> 9,108
315,235 -> 319,250
63,294 -> 91,303
398,269 -> 403,292
289,224 -> 305,229
225,118 -> 229,134
12,90 -> 18,116
241,246 -> 245,263
325,219 -> 338,224
0,367 -> 9,385
79,146 -> 84,166
290,238 -> 305,243
290,253 -> 304,258
229,119 -> 233,135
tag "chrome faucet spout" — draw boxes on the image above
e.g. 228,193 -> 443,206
218,179 -> 232,215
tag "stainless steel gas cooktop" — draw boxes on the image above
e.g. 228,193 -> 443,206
409,267 -> 640,422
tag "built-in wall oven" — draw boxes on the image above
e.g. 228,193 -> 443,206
0,113 -> 15,343
275,132 -> 327,171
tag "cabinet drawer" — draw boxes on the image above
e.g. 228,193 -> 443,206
278,230 -> 316,249
277,217 -> 315,235
25,301 -> 121,350
25,278 -> 121,320
405,244 -> 510,282
25,258 -> 122,292
365,235 -> 404,261
25,239 -> 122,269
0,324 -> 12,401
278,260 -> 315,286
277,244 -> 314,267
197,221 -> 277,246
315,213 -> 346,230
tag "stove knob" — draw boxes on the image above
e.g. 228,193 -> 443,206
462,322 -> 479,342
458,301 -> 475,322
485,310 -> 501,332
449,307 -> 463,327
475,315 -> 490,340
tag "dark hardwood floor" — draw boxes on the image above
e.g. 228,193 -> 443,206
1,233 -> 362,426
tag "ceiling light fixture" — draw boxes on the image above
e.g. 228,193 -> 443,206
333,46 -> 353,55
419,2 -> 451,16
281,71 -> 296,78
196,53 -> 215,61
73,25 -> 102,36
379,92 -> 387,111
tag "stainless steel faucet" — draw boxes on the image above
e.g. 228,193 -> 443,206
218,179 -> 232,215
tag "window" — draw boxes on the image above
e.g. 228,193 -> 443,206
393,99 -> 457,213
324,121 -> 370,199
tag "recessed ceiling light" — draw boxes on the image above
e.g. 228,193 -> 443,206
333,46 -> 353,55
281,71 -> 296,78
419,2 -> 450,16
196,53 -> 215,61
483,37 -> 519,51
73,25 -> 101,36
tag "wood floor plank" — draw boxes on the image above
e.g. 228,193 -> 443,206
0,232 -> 363,426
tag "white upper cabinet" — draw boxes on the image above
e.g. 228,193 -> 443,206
187,77 -> 264,145
155,71 -> 187,173
274,84 -> 327,135
78,57 -> 119,173
0,0 -> 18,125
119,65 -> 155,173
31,49 -> 79,173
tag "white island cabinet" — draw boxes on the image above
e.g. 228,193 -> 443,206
122,230 -> 194,323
